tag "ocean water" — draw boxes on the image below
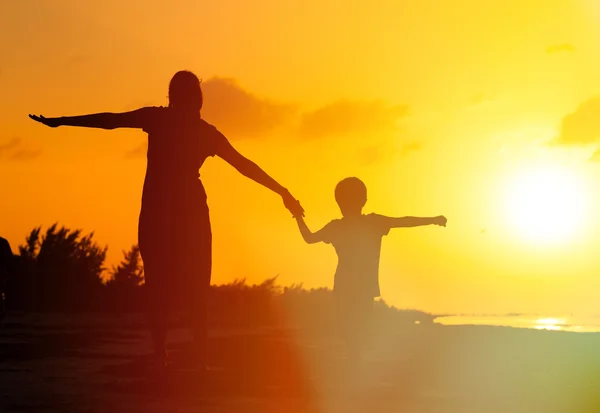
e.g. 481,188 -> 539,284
433,314 -> 600,333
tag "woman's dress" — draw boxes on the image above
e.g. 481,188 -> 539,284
136,106 -> 227,309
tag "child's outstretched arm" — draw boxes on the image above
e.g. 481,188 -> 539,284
295,216 -> 319,244
386,215 -> 447,228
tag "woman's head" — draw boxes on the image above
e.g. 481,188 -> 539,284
168,70 -> 203,112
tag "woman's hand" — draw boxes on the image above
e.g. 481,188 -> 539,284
29,114 -> 61,128
282,190 -> 305,218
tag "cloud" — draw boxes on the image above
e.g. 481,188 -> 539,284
555,97 -> 600,145
134,76 -> 410,143
201,77 -> 297,140
10,149 -> 42,161
296,99 -> 412,165
121,77 -> 297,155
0,138 -> 20,155
122,77 -> 417,166
298,100 -> 409,139
356,140 -> 421,166
546,43 -> 575,54
298,100 -> 411,165
0,138 -> 41,161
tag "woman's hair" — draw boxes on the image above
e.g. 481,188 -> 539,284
168,70 -> 203,111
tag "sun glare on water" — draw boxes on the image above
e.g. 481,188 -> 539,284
535,318 -> 565,331
503,163 -> 589,245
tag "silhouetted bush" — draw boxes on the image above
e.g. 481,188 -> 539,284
104,245 -> 144,313
4,224 -> 435,328
16,224 -> 107,311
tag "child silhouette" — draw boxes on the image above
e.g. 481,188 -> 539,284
294,177 -> 446,361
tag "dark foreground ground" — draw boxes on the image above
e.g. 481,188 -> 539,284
1,312 -> 600,413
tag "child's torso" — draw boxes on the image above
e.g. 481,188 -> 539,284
328,215 -> 387,297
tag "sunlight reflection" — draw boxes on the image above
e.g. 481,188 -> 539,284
534,318 -> 566,331
433,315 -> 600,332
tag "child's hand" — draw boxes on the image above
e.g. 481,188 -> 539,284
282,191 -> 305,218
434,215 -> 447,227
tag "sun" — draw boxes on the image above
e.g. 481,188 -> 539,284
503,164 -> 589,245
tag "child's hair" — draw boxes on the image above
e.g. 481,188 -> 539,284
335,177 -> 367,208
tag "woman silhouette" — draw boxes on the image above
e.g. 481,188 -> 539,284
29,70 -> 304,370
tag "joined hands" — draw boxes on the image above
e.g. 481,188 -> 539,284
282,190 -> 304,218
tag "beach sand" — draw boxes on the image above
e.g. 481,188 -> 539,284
1,312 -> 600,413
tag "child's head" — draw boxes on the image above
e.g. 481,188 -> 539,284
335,177 -> 367,217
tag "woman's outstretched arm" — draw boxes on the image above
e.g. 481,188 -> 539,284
215,134 -> 304,218
29,107 -> 153,130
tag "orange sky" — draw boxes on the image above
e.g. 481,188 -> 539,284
2,0 -> 600,316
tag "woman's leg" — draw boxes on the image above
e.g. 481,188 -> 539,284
138,228 -> 170,366
187,287 -> 208,366
185,235 -> 211,368
143,271 -> 170,365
